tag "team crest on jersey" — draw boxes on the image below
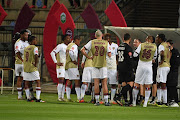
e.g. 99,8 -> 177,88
60,12 -> 66,24
35,50 -> 38,54
72,47 -> 74,50
16,46 -> 18,49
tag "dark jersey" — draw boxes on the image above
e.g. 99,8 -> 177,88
117,43 -> 134,72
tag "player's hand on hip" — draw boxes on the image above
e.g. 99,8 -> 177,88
56,62 -> 63,66
81,63 -> 85,69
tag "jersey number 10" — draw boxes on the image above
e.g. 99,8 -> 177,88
94,46 -> 105,56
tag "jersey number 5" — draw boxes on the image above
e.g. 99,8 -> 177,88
94,46 -> 105,56
118,51 -> 124,62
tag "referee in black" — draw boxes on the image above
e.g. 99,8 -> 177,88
114,33 -> 134,106
166,40 -> 180,107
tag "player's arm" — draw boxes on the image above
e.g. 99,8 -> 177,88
69,45 -> 78,65
158,45 -> 165,65
133,44 -> 141,57
50,45 -> 63,66
81,49 -> 89,69
81,41 -> 93,59
15,42 -> 23,62
34,47 -> 39,67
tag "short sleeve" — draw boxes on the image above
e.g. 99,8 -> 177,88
84,41 -> 92,51
34,47 -> 39,55
158,45 -> 164,53
15,42 -> 21,54
52,44 -> 61,54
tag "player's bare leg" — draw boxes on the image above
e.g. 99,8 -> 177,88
94,78 -> 100,106
57,78 -> 65,101
66,80 -> 72,101
101,78 -> 111,106
75,80 -> 81,101
149,83 -> 157,104
143,84 -> 151,107
17,75 -> 23,99
132,83 -> 140,106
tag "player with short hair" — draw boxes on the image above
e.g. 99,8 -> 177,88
104,33 -> 118,104
133,36 -> 157,107
156,34 -> 171,107
65,36 -> 81,102
14,29 -> 29,100
114,33 -> 134,106
81,29 -> 111,106
50,34 -> 71,101
24,36 -> 44,102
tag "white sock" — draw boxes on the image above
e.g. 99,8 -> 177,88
95,95 -> 99,103
162,89 -> 167,104
111,88 -> 116,101
25,89 -> 30,99
81,84 -> 87,99
144,89 -> 151,106
157,88 -> 161,102
66,86 -> 71,100
104,95 -> 108,103
17,87 -> 22,98
36,87 -> 41,100
57,83 -> 63,99
75,87 -> 81,100
62,85 -> 65,99
133,88 -> 139,105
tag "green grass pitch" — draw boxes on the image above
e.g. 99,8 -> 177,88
0,91 -> 180,120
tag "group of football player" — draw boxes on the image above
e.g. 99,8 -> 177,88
14,29 -> 179,107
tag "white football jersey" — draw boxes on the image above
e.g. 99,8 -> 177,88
14,39 -> 30,59
52,43 -> 67,69
106,42 -> 118,70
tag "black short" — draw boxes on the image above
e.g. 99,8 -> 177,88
118,71 -> 134,84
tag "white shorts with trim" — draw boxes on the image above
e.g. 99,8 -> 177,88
92,67 -> 107,79
67,68 -> 80,80
56,68 -> 65,78
24,71 -> 40,81
107,69 -> 117,84
82,67 -> 93,83
15,64 -> 24,77
135,65 -> 153,85
156,67 -> 170,83
65,70 -> 69,80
